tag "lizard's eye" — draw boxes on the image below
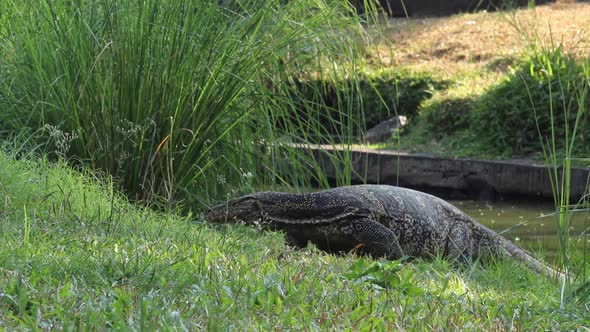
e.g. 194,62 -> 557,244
353,208 -> 368,217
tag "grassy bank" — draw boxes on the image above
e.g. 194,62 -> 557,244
382,4 -> 590,160
0,151 -> 588,329
397,47 -> 590,159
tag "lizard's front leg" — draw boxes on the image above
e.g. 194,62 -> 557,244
284,232 -> 308,249
340,217 -> 404,260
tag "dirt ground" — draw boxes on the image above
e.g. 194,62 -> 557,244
371,2 -> 590,79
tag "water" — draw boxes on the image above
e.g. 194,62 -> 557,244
451,200 -> 590,256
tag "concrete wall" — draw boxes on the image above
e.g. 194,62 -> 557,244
305,146 -> 589,202
374,0 -> 554,17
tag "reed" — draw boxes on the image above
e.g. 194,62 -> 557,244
0,0 -> 377,207
526,50 -> 590,306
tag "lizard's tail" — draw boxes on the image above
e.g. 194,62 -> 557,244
474,223 -> 566,281
498,236 -> 566,281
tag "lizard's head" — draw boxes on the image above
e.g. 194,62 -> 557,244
205,195 -> 262,224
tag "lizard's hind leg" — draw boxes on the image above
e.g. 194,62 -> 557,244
444,221 -> 477,264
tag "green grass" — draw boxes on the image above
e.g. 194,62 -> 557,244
1,150 -> 589,329
0,0 -> 377,207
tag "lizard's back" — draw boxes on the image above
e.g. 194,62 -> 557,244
256,185 -> 481,258
344,185 -> 480,259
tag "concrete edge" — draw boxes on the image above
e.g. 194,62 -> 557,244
297,145 -> 590,202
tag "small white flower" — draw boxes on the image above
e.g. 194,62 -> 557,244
217,174 -> 226,185
169,311 -> 181,320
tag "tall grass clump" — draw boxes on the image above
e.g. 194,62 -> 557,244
524,49 -> 590,306
0,0 -> 378,206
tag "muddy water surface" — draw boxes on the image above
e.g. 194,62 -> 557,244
451,200 -> 589,258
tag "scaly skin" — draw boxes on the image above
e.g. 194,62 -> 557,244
206,185 -> 562,278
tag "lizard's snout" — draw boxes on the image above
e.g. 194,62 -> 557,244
204,203 -> 226,222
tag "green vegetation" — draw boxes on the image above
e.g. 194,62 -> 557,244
1,0 -> 589,328
0,0 -> 376,206
525,49 -> 590,306
289,69 -> 448,138
1,150 -> 588,329
473,48 -> 589,156
395,48 -> 590,160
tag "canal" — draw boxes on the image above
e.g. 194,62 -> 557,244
451,200 -> 590,260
